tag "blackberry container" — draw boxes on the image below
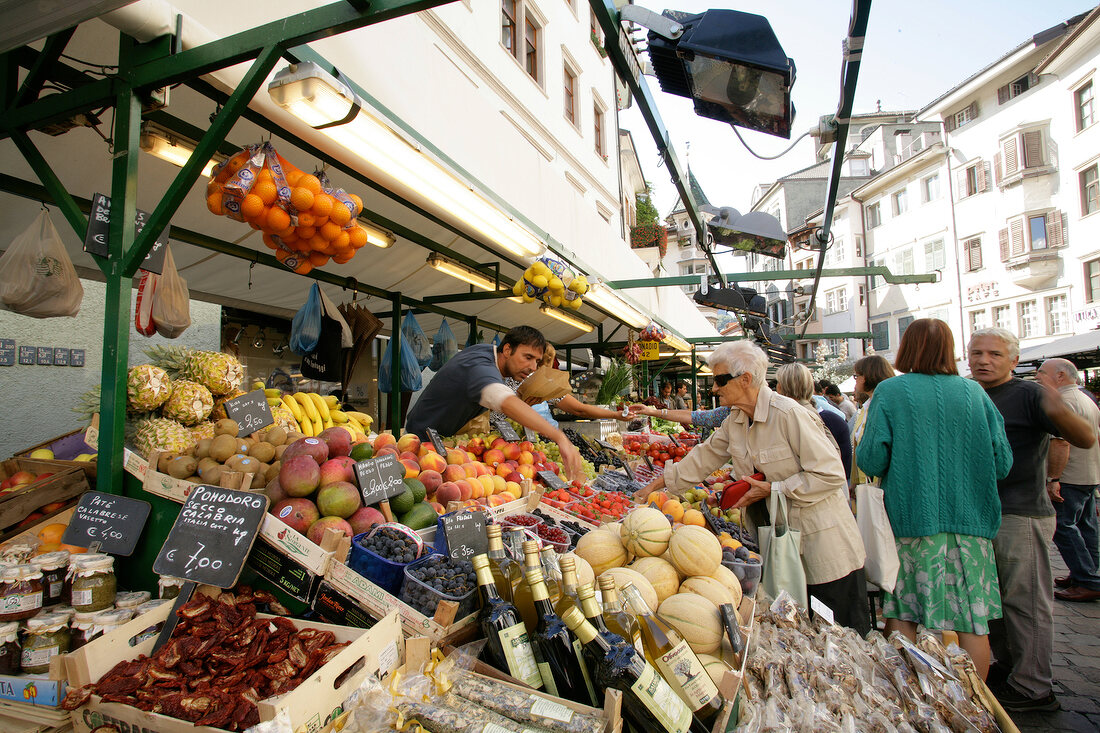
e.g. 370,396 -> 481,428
399,555 -> 477,619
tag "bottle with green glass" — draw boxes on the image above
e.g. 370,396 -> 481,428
597,575 -> 642,652
554,554 -> 582,617
619,582 -> 724,727
527,567 -> 595,705
561,606 -> 708,733
485,524 -> 522,604
511,541 -> 543,633
472,553 -> 544,690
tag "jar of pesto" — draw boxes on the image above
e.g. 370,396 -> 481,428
70,555 -> 116,612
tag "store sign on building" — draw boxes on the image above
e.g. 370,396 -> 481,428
1075,306 -> 1100,328
967,282 -> 1000,303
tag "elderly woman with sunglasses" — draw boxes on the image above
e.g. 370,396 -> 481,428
636,341 -> 869,632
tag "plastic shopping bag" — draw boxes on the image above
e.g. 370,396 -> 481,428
401,311 -> 431,370
429,318 -> 458,371
855,483 -> 900,593
301,288 -> 354,382
0,210 -> 83,318
150,245 -> 191,338
290,283 -> 323,355
378,334 -> 423,393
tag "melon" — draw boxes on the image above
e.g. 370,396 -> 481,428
710,564 -> 744,608
667,525 -> 722,578
620,507 -> 672,558
658,593 -> 722,653
629,557 -> 681,604
697,653 -> 733,687
575,530 -> 627,576
561,552 -> 595,588
679,575 -> 737,609
599,567 -> 658,611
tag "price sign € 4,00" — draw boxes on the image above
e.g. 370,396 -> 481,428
62,491 -> 152,556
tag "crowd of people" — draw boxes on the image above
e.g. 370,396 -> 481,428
635,319 -> 1100,715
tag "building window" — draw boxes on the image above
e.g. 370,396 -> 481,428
924,239 -> 945,272
1000,211 -> 1064,259
944,101 -> 978,132
871,321 -> 889,351
1046,294 -> 1069,335
969,309 -> 988,337
922,174 -> 940,202
892,188 -> 908,216
992,305 -> 1011,331
1077,81 -> 1095,132
824,287 -> 847,314
1086,259 -> 1100,302
898,315 -> 914,341
524,16 -> 540,81
502,0 -> 517,54
1029,214 -> 1047,250
866,202 -> 881,229
894,247 -> 914,276
958,161 -> 989,198
563,65 -> 576,124
854,235 -> 863,257
858,284 -> 866,306
997,72 -> 1034,104
997,128 -> 1048,183
825,237 -> 845,266
963,236 -> 983,272
870,257 -> 886,289
1081,165 -> 1099,216
1019,300 -> 1037,338
594,102 -> 604,158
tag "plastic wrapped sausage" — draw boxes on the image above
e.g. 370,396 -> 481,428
450,671 -> 604,733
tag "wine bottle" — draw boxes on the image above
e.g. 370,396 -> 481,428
472,554 -> 544,690
620,582 -> 724,726
577,581 -> 628,688
561,606 -> 707,733
555,555 -> 582,617
528,567 -> 594,705
486,524 -> 522,604
511,541 -> 544,633
539,547 -> 562,601
597,575 -> 642,652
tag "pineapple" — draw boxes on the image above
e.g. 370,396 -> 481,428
145,345 -> 244,396
191,421 -> 216,442
211,389 -> 246,421
161,380 -> 213,425
127,364 -> 173,411
270,404 -> 299,432
132,417 -> 195,459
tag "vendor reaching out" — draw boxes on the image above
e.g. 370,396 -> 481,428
405,326 -> 585,482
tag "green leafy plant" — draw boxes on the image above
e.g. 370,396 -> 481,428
596,359 -> 633,405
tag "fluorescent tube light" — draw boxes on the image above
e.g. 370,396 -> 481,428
584,284 -> 648,329
139,124 -> 221,177
356,217 -> 396,248
539,304 -> 594,333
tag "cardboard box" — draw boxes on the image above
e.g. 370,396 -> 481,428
141,451 -> 256,504
246,514 -> 345,605
121,448 -> 149,482
0,674 -> 66,708
0,461 -> 88,533
66,595 -> 405,733
312,581 -> 378,629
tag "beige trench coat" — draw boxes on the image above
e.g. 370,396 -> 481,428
663,385 -> 866,585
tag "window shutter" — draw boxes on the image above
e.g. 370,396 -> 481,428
999,228 -> 1010,261
969,239 -> 983,271
994,152 -> 1003,186
1010,219 -> 1025,255
1023,130 -> 1043,168
1003,137 -> 1018,175
980,161 -> 992,192
967,101 -> 979,119
944,114 -> 956,133
998,84 -> 1010,104
955,168 -> 968,199
1048,210 -> 1064,247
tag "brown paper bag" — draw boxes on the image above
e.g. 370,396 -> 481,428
516,366 -> 572,404
456,411 -> 492,436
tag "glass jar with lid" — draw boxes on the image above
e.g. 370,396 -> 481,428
0,564 -> 44,621
70,555 -> 116,612
0,621 -> 20,675
21,613 -> 70,674
114,590 -> 150,611
62,553 -> 107,605
158,576 -> 186,600
32,550 -> 70,606
70,611 -> 99,651
86,608 -> 133,646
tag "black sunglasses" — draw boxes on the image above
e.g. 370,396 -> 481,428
713,371 -> 743,387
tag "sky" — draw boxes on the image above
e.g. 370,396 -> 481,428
620,0 -> 1097,237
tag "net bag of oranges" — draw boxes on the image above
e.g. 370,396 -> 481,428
206,143 -> 371,275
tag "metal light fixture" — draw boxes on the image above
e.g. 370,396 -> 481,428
701,205 -> 787,259
426,253 -> 499,291
625,7 -> 796,138
664,333 -> 691,352
252,329 -> 266,349
139,122 -> 223,178
268,61 -> 545,258
584,283 -> 648,329
539,304 -> 594,333
356,217 -> 396,248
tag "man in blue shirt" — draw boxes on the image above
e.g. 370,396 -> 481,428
405,326 -> 583,481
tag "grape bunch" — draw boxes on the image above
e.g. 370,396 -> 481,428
401,555 -> 477,617
537,438 -> 596,479
357,526 -> 421,564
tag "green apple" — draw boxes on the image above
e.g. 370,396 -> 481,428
28,448 -> 54,459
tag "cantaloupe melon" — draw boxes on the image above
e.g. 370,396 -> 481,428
620,507 -> 672,558
679,575 -> 737,609
667,525 -> 722,578
575,530 -> 627,576
657,593 -> 722,653
561,552 -> 595,588
710,564 -> 744,608
697,653 -> 733,687
629,556 -> 680,604
599,567 -> 658,611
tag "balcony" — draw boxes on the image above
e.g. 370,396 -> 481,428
894,131 -> 942,165
1006,249 -> 1060,290
630,224 -> 668,258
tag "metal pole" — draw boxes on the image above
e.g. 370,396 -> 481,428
390,295 -> 402,432
690,345 -> 697,411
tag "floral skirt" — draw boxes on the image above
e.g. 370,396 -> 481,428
882,532 -> 1002,635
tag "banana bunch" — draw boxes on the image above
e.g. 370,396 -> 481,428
274,391 -> 372,437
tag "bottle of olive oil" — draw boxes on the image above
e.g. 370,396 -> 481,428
527,568 -> 594,705
597,575 -> 642,652
554,555 -> 582,617
485,524 -> 522,604
511,541 -> 544,633
472,554 -> 543,690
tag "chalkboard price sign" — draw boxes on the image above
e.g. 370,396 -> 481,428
356,454 -> 407,506
440,509 -> 488,560
224,390 -> 275,436
153,485 -> 268,588
537,470 -> 567,491
490,415 -> 520,441
426,427 -> 447,456
62,491 -> 152,556
595,439 -> 618,452
524,426 -> 538,443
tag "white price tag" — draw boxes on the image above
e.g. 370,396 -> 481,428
810,595 -> 835,625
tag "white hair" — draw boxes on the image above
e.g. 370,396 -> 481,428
969,327 -> 1019,359
1042,358 -> 1079,383
708,340 -> 768,386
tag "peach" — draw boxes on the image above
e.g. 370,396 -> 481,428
491,475 -> 507,494
373,432 -> 397,452
9,471 -> 37,486
465,437 -> 485,458
454,479 -> 474,501
400,459 -> 420,479
436,482 -> 461,504
517,464 -> 535,479
483,449 -> 505,467
495,462 -> 513,478
419,452 -> 447,473
461,462 -> 478,478
429,501 -> 445,515
501,443 -> 521,461
477,475 -> 495,496
375,445 -> 400,459
490,437 -> 507,450
418,444 -> 434,458
473,462 -> 491,477
419,469 -> 443,495
504,481 -> 522,499
519,440 -> 534,453
396,433 -> 421,456
446,448 -> 468,465
442,465 -> 467,483
468,480 -> 483,500
487,494 -> 507,507
518,450 -> 535,466
534,450 -> 547,463
506,471 -> 523,484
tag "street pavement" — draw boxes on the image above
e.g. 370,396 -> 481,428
1010,546 -> 1100,733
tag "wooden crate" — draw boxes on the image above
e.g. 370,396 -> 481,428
15,422 -> 98,482
0,461 -> 88,533
66,593 -> 404,733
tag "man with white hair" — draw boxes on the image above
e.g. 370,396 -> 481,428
1036,358 -> 1100,603
968,329 -> 1096,712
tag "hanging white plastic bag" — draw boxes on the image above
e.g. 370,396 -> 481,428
150,244 -> 191,338
0,210 -> 83,318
